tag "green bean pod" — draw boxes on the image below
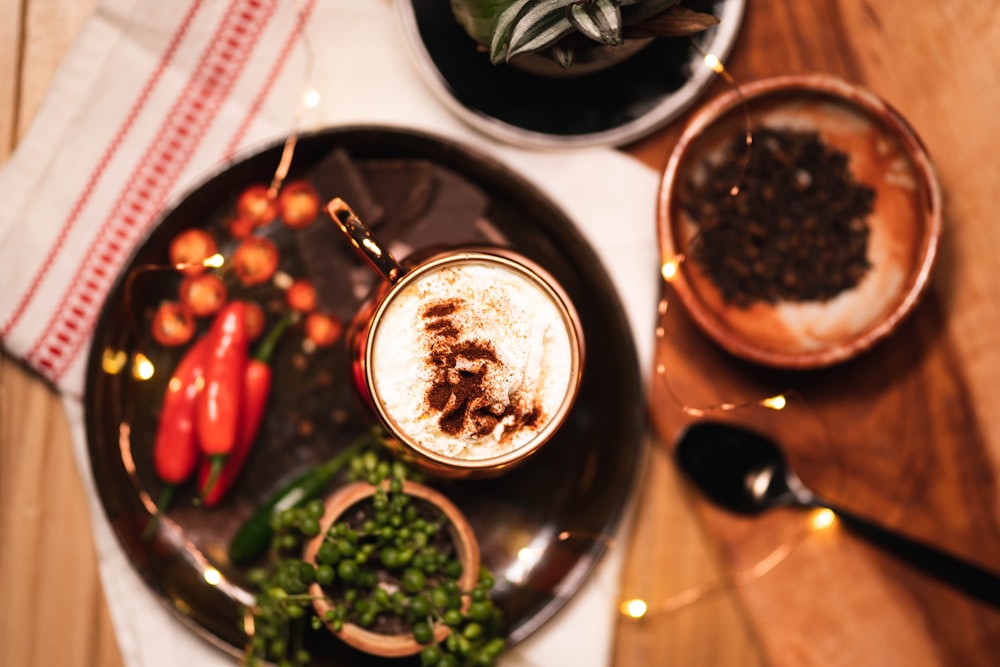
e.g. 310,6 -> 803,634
227,433 -> 371,565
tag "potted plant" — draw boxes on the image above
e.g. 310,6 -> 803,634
242,449 -> 505,667
448,0 -> 720,76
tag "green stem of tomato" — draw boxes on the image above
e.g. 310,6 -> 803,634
253,313 -> 293,363
200,455 -> 227,501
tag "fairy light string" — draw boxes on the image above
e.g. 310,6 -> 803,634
654,50 -> 792,420
658,47 -> 753,287
103,0 -> 321,620
701,51 -> 753,196
618,503 -> 840,622
111,0 -> 319,384
267,0 -> 319,200
609,50 -> 849,626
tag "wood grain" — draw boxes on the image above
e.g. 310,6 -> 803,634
617,1 -> 1000,666
2,1 -> 1000,667
0,0 -> 24,148
0,2 -> 121,667
17,0 -> 102,132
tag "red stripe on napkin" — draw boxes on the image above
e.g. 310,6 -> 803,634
0,0 -> 206,340
26,0 -> 278,382
225,0 -> 316,158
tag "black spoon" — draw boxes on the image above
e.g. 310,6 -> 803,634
675,420 -> 1000,610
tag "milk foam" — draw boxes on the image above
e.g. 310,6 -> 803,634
370,259 -> 575,460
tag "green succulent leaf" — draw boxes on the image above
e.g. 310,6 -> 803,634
493,0 -> 579,63
568,0 -> 623,46
549,41 -> 575,69
489,0 -> 535,63
481,0 -> 702,66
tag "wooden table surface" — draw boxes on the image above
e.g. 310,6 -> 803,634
3,2 -> 999,666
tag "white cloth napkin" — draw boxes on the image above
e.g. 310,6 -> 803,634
0,0 -> 660,665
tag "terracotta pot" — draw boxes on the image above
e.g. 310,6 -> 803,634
302,481 -> 481,658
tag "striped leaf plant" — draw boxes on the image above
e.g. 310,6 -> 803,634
449,0 -> 719,69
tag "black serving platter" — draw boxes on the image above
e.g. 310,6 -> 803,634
84,125 -> 645,663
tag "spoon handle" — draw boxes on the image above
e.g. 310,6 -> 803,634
831,505 -> 1000,610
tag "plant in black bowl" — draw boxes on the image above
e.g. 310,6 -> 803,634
449,0 -> 719,76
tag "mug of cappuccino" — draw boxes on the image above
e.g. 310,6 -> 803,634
327,198 -> 584,478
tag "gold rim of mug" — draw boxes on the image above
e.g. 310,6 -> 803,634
363,249 -> 585,474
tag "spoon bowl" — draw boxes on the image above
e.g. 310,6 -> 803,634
674,420 -> 817,515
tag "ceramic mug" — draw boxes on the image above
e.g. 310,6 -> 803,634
326,198 -> 584,478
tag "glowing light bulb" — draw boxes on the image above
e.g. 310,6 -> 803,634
811,508 -> 836,531
620,598 -> 648,619
303,87 -> 320,108
703,53 -> 724,73
102,348 -> 128,375
132,353 -> 155,381
661,258 -> 681,282
760,394 -> 787,411
203,567 -> 222,586
203,253 -> 225,268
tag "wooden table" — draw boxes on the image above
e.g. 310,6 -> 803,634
2,2 -> 999,666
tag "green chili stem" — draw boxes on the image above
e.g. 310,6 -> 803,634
253,313 -> 294,363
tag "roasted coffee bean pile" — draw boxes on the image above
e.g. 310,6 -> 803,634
682,127 -> 876,307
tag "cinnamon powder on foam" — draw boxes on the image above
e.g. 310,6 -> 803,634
370,262 -> 573,460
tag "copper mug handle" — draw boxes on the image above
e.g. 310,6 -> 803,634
325,197 -> 404,284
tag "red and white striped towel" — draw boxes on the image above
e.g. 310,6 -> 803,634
0,1 -> 659,665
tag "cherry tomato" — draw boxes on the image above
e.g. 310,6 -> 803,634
179,272 -> 227,317
151,301 -> 196,347
227,214 -> 257,240
304,312 -> 343,347
243,301 -> 266,341
278,180 -> 320,229
236,184 -> 277,226
169,229 -> 218,276
232,237 -> 279,287
286,279 -> 317,313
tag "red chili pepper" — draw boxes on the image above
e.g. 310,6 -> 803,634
151,334 -> 211,514
197,314 -> 290,506
197,359 -> 270,506
197,300 -> 249,495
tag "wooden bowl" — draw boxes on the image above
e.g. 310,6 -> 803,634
302,481 -> 481,658
657,73 -> 943,369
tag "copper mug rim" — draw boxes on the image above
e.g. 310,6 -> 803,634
326,199 -> 585,477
